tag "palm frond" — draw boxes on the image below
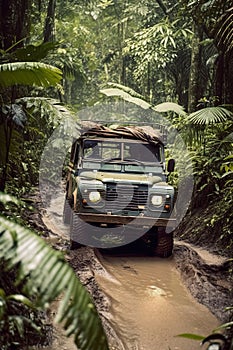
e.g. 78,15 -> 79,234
153,102 -> 186,116
0,62 -> 62,88
215,6 -> 233,53
104,82 -> 146,99
187,106 -> 233,125
100,82 -> 186,115
0,216 -> 109,350
100,87 -> 151,109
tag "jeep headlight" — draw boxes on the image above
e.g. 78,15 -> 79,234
89,191 -> 101,203
151,195 -> 163,206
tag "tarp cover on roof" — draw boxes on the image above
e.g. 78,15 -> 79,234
80,121 -> 164,145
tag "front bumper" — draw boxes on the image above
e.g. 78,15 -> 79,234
78,212 -> 176,228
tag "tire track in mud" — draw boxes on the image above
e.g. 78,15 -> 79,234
173,242 -> 233,323
68,247 -> 125,350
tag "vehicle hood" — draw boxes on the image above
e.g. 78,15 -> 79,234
78,171 -> 167,186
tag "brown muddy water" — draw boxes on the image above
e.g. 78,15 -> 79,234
96,253 -> 219,350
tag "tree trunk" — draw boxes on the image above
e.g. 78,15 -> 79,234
213,50 -> 233,105
0,0 -> 31,50
43,0 -> 56,42
223,51 -> 233,104
0,120 -> 13,192
188,23 -> 204,113
214,53 -> 224,105
156,0 -> 168,16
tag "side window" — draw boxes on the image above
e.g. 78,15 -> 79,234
70,141 -> 79,164
74,144 -> 79,164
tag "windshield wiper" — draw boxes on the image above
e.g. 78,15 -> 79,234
101,157 -> 122,163
123,158 -> 144,165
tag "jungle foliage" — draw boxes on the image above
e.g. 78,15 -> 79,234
0,0 -> 232,349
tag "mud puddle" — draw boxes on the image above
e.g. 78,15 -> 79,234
96,252 -> 219,350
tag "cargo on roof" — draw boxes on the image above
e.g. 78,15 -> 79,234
80,121 -> 165,145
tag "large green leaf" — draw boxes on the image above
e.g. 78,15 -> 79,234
0,62 -> 62,88
0,216 -> 109,350
12,42 -> 58,62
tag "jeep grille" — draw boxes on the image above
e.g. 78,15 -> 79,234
105,183 -> 148,211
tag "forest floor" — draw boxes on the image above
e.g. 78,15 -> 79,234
26,192 -> 233,350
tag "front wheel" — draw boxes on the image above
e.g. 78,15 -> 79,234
69,211 -> 85,250
148,228 -> 174,258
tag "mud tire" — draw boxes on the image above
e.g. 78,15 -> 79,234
153,229 -> 174,258
70,211 -> 85,249
63,198 -> 72,224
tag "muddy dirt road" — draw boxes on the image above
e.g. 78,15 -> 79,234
95,251 -> 218,350
35,193 -> 233,350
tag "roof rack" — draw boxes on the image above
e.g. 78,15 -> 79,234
80,120 -> 168,143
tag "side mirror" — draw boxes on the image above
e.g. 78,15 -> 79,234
167,159 -> 175,173
71,169 -> 79,176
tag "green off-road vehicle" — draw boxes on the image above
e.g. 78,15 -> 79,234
63,122 -> 176,257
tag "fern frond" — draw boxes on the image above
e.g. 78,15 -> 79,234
0,217 -> 109,350
0,192 -> 20,205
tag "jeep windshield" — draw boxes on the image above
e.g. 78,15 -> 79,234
82,139 -> 163,174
